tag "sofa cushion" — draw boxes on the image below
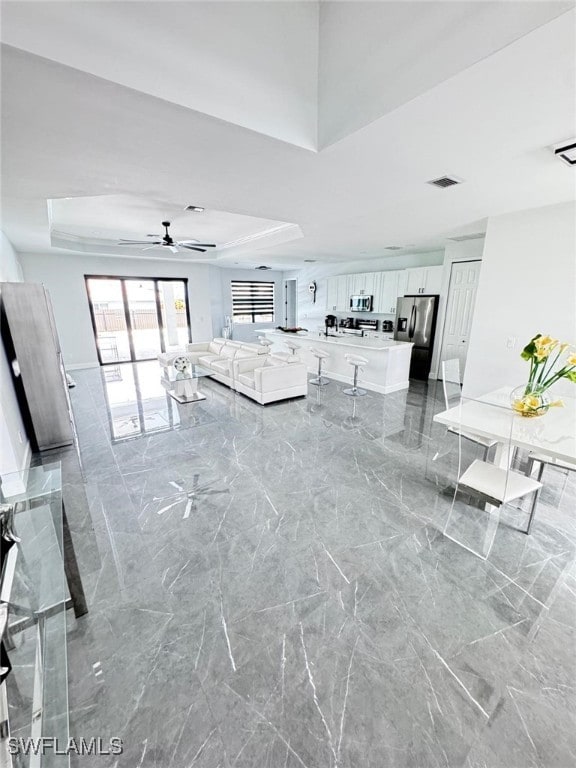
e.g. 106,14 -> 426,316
220,345 -> 238,360
234,348 -> 260,361
237,371 -> 256,389
198,354 -> 220,367
211,359 -> 231,374
208,340 -> 225,355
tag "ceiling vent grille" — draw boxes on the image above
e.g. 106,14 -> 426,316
384,246 -> 403,251
427,175 -> 463,188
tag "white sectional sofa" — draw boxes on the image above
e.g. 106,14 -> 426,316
233,354 -> 307,405
183,338 -> 308,405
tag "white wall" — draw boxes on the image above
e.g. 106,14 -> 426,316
211,268 -> 286,343
286,250 -> 444,332
0,231 -> 31,477
19,253 -> 216,368
464,202 -> 576,398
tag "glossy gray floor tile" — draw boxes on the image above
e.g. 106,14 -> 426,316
44,362 -> 575,767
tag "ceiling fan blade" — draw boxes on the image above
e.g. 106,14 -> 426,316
180,245 -> 207,253
142,245 -> 160,251
168,245 -> 179,254
178,241 -> 216,247
119,239 -> 161,245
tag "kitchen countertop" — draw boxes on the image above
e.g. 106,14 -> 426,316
264,330 -> 412,351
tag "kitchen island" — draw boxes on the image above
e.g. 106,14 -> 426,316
263,330 -> 413,394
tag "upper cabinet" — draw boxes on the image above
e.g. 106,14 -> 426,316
326,274 -> 353,312
326,264 -> 443,312
374,270 -> 400,313
405,265 -> 443,295
349,272 -> 377,296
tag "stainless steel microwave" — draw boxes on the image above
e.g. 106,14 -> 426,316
350,294 -> 373,312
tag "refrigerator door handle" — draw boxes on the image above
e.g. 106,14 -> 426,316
408,305 -> 416,339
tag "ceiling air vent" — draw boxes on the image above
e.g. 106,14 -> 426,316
255,265 -> 271,270
427,175 -> 463,188
384,246 -> 403,251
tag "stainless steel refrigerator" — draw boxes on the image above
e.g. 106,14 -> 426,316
394,295 -> 439,380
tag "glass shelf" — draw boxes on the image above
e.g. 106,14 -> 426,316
1,462 -> 69,768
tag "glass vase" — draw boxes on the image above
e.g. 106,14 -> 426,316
510,384 -> 551,417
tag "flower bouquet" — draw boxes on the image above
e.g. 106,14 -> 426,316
511,334 -> 576,417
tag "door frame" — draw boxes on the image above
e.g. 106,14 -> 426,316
85,275 -> 192,366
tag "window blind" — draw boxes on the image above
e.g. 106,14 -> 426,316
231,280 -> 275,323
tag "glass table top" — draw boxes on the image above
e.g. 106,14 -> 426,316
162,363 -> 214,382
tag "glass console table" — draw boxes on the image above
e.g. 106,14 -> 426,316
0,462 -> 87,767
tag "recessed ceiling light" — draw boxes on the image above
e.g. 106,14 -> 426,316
554,139 -> 576,166
255,265 -> 271,270
185,205 -> 205,212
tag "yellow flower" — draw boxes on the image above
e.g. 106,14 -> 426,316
549,399 -> 564,408
534,336 -> 558,360
567,354 -> 576,366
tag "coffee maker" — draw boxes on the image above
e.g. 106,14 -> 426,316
382,320 -> 394,332
325,315 -> 337,336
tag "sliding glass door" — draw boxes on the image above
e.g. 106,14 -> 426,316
86,276 -> 191,365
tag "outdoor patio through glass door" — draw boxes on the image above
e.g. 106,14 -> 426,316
85,276 -> 191,365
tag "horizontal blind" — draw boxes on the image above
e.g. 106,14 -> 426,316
231,280 -> 275,322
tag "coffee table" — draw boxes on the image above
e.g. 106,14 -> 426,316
160,364 -> 213,403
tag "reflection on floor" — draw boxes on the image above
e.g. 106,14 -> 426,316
50,363 -> 576,766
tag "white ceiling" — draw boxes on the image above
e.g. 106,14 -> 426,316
318,0 -> 574,147
48,194 -> 302,260
1,1 -> 575,269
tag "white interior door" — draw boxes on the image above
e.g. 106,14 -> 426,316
440,260 -> 482,382
284,278 -> 297,326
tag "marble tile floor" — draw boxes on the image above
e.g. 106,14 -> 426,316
34,362 -> 576,767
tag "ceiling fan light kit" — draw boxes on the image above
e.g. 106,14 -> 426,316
117,221 -> 216,254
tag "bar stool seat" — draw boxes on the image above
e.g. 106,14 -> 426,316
284,339 -> 301,356
256,335 -> 273,348
309,347 -> 330,386
344,354 -> 368,396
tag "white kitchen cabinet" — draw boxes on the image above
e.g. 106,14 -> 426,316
396,270 -> 407,300
424,265 -> 443,294
336,274 -> 352,311
326,274 -> 351,312
326,276 -> 338,311
405,265 -> 443,295
350,272 -> 376,297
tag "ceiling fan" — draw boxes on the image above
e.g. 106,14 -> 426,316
118,221 -> 216,254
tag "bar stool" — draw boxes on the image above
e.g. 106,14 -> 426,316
309,348 -> 330,386
256,335 -> 273,349
284,339 -> 301,356
344,354 -> 368,396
